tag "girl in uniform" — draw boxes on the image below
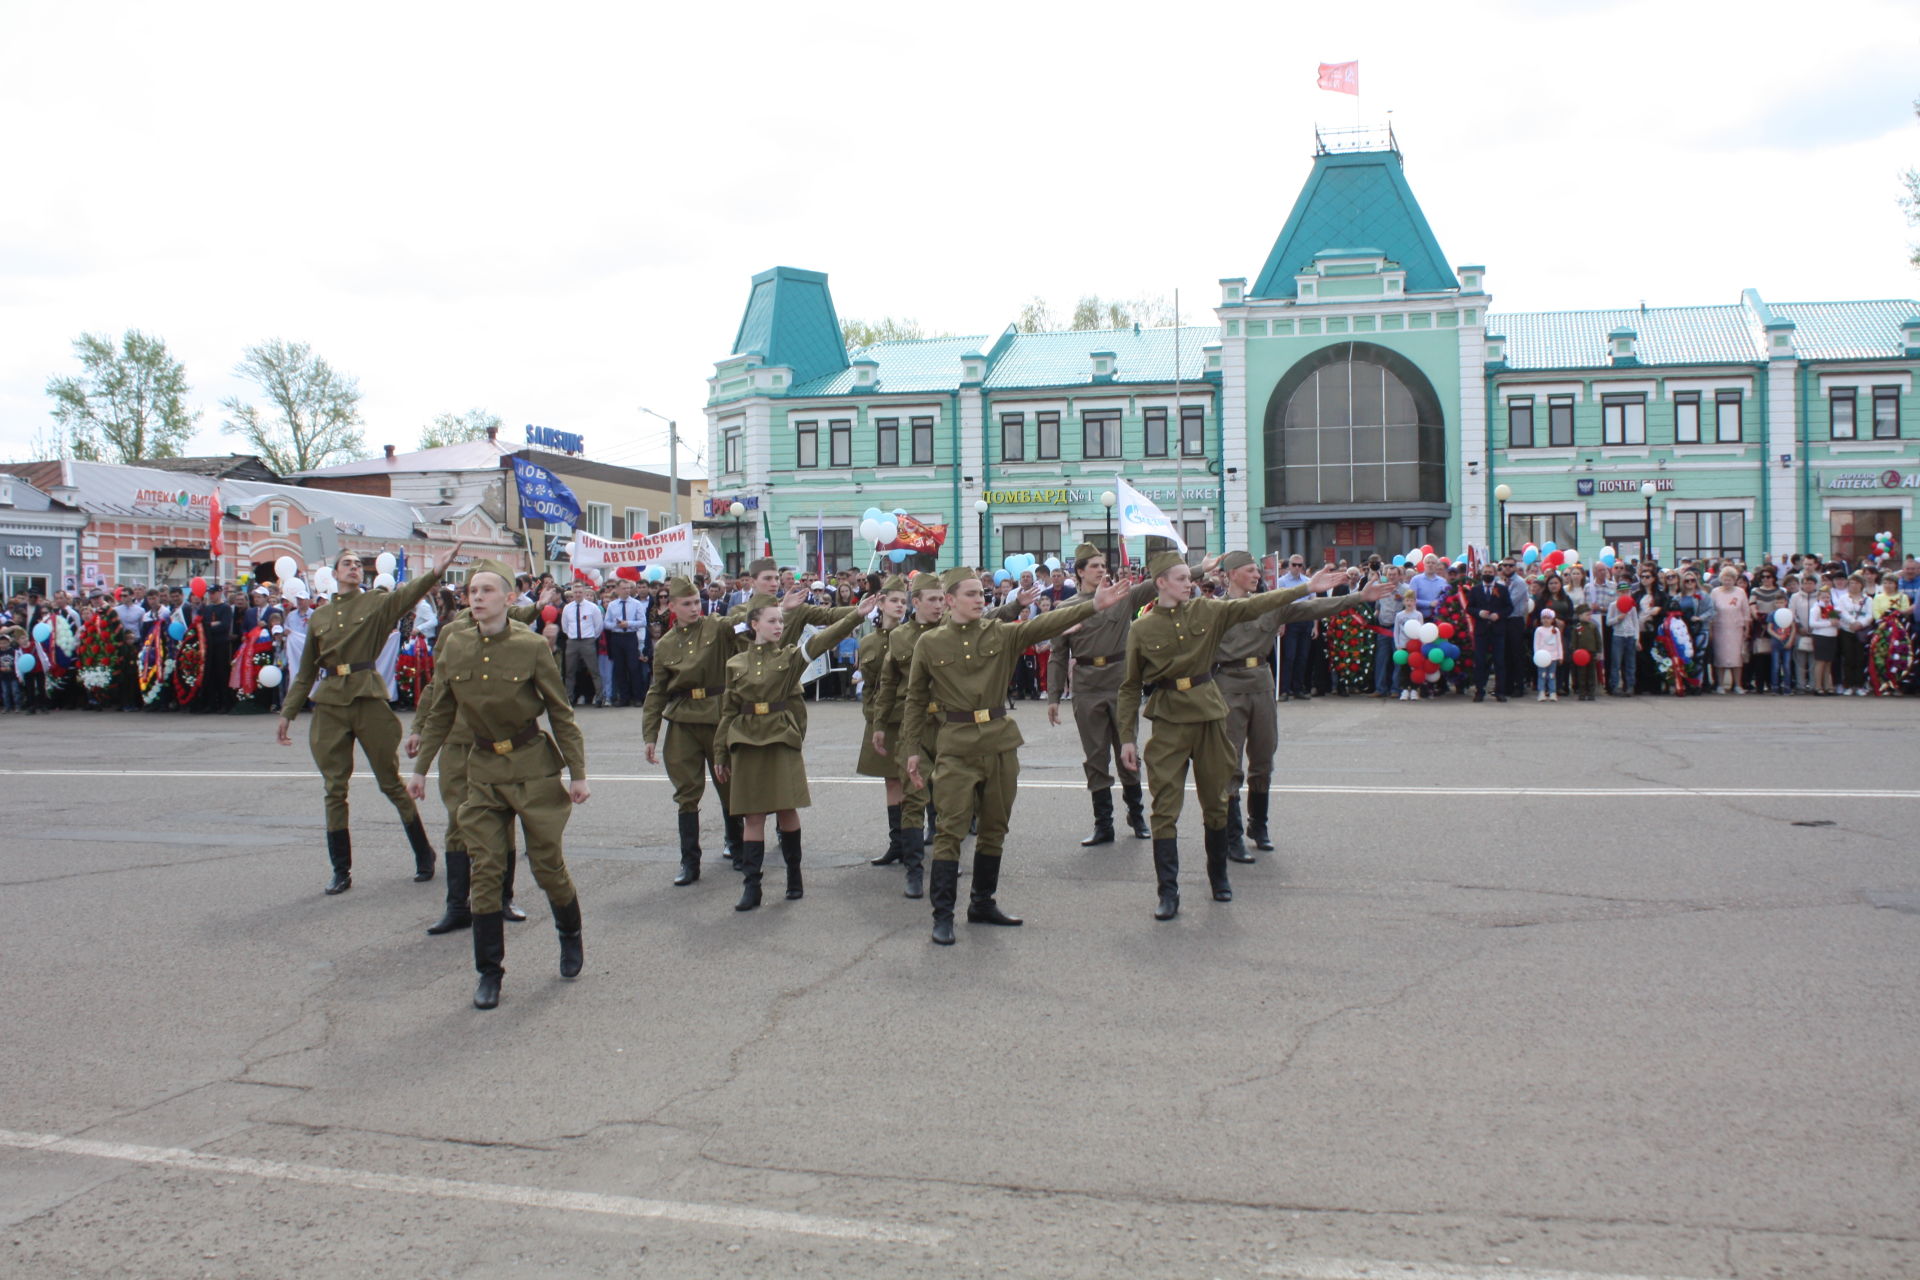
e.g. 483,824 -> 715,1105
854,575 -> 910,870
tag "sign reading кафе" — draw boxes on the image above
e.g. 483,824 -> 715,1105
984,485 -> 1219,505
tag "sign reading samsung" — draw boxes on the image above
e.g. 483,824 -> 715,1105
525,424 -> 585,454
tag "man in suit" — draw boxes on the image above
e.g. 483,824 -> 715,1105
1502,559 -> 1531,696
603,577 -> 646,707
196,583 -> 236,713
1468,564 -> 1512,702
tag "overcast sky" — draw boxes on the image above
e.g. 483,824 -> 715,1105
3,0 -> 1916,479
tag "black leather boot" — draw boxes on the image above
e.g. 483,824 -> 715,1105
966,853 -> 1022,926
1224,795 -> 1255,864
725,815 -> 744,871
1205,826 -> 1233,902
902,827 -> 925,899
779,827 -> 803,900
472,911 -> 505,1009
923,803 -> 937,848
403,816 -> 436,881
1122,780 -> 1152,840
427,849 -> 473,934
735,840 -> 764,911
1247,788 -> 1274,851
929,859 -> 958,945
324,829 -> 351,895
872,804 -> 904,865
1080,789 -> 1115,846
502,846 -> 527,921
674,811 -> 701,886
1152,837 -> 1180,921
553,896 -> 583,978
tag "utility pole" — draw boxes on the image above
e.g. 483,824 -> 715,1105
639,406 -> 682,525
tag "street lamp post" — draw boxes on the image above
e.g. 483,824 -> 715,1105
973,499 -> 988,570
728,501 -> 746,575
1100,489 -> 1116,562
1493,483 -> 1511,559
1640,481 -> 1657,566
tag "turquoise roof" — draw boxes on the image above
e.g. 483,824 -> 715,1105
790,335 -> 986,395
1770,300 -> 1919,360
731,266 -> 848,387
1492,297 -> 1920,369
1251,150 -> 1454,299
783,325 -> 1221,398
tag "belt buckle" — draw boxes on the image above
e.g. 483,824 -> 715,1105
972,708 -> 992,724
1090,656 -> 1107,667
928,702 -> 940,714
753,701 -> 770,715
1245,656 -> 1259,667
335,664 -> 352,677
1174,676 -> 1193,691
689,688 -> 706,700
491,738 -> 513,755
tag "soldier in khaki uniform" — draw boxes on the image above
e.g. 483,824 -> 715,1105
1048,543 -> 1157,845
900,567 -> 1127,945
408,561 -> 590,1010
643,577 -> 743,885
1119,552 -> 1382,920
405,592 -> 550,933
1211,551 -> 1365,863
853,576 -> 910,867
276,541 -> 464,895
714,602 -> 863,911
727,557 -> 861,635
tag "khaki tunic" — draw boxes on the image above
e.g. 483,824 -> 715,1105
413,603 -> 538,852
281,569 -> 443,831
413,620 -> 587,914
854,627 -> 900,779
1213,591 -> 1353,792
898,601 -> 1097,863
1048,582 -> 1157,791
641,614 -> 737,814
1118,588 -> 1311,839
715,612 -> 862,814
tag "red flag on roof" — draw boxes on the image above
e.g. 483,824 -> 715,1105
1317,61 -> 1358,95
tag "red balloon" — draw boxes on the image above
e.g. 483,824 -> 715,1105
1572,648 -> 1593,666
541,605 -> 560,623
1419,544 -> 1433,557
1542,551 -> 1564,568
189,576 -> 208,596
614,565 -> 641,581
1436,623 -> 1454,640
1616,593 -> 1634,613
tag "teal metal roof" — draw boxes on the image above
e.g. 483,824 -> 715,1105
983,325 -> 1218,389
1251,150 -> 1454,299
731,266 -> 848,387
1770,300 -> 1919,360
789,335 -> 988,395
1490,305 -> 1761,369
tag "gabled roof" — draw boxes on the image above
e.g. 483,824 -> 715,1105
731,266 -> 849,387
780,325 -> 1221,398
141,454 -> 282,482
293,437 -> 511,478
1490,297 -> 1920,369
1252,149 -> 1455,299
790,335 -> 987,395
1771,300 -> 1919,361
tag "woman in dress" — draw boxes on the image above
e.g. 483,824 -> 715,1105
714,597 -> 864,911
1708,565 -> 1751,694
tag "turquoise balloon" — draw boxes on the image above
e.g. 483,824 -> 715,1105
1427,647 -> 1444,663
1391,649 -> 1409,666
32,622 -> 51,643
168,620 -> 186,641
15,653 -> 33,675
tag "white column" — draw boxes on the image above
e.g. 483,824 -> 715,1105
1767,360 -> 1799,558
1220,333 -> 1250,551
1457,322 -> 1489,554
958,388 -> 984,567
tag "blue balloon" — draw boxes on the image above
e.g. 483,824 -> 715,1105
1003,555 -> 1022,574
887,548 -> 909,562
993,569 -> 1011,583
863,507 -> 883,522
32,622 -> 51,643
1391,554 -> 1405,567
645,566 -> 666,582
168,620 -> 187,641
1522,548 -> 1540,565
1542,541 -> 1557,554
14,652 -> 33,675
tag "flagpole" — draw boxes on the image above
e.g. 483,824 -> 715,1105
1173,288 -> 1183,559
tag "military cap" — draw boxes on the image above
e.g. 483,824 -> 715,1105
880,574 -> 908,592
746,557 -> 777,576
1217,550 -> 1257,573
1146,550 -> 1185,579
1073,541 -> 1101,562
666,576 -> 699,600
940,566 -> 980,592
465,557 -> 516,588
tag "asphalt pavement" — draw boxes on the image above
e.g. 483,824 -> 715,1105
1,690 -> 1915,1279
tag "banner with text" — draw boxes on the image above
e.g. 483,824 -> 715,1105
512,459 -> 582,526
880,513 -> 949,555
569,523 -> 696,569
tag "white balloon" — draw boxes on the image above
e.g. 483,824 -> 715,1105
374,572 -> 395,590
876,519 -> 899,543
1418,622 -> 1440,644
1425,670 -> 1442,682
275,555 -> 298,582
1402,617 -> 1424,639
1773,607 -> 1792,629
286,578 -> 308,599
1600,545 -> 1617,559
1532,650 -> 1553,668
1562,548 -> 1581,564
256,665 -> 283,688
375,552 -> 397,575
859,518 -> 881,543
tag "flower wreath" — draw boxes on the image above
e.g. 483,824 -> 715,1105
138,627 -> 173,704
171,618 -> 206,704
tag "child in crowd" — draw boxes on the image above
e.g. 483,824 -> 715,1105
1533,606 -> 1563,702
0,632 -> 18,713
1766,601 -> 1796,694
1808,586 -> 1839,695
1569,604 -> 1601,701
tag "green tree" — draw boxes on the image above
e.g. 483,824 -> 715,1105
1903,97 -> 1920,269
44,330 -> 198,463
220,339 -> 367,474
419,407 -> 502,450
1016,296 -> 1055,333
1019,293 -> 1175,333
842,316 -> 945,349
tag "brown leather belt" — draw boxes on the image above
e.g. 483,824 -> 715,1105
673,685 -> 723,702
331,661 -> 378,677
488,722 -> 544,755
1213,655 -> 1264,671
1144,671 -> 1214,695
745,699 -> 790,716
943,707 -> 1008,724
1083,651 -> 1125,668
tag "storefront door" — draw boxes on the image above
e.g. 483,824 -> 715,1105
1830,510 -> 1900,566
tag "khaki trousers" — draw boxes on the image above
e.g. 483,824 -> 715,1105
664,720 -> 732,814
309,698 -> 418,832
461,777 -> 576,915
1071,687 -> 1140,792
928,747 -> 1016,864
1219,678 -> 1277,793
1143,717 -> 1233,839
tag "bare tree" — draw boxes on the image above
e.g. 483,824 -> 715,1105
1903,97 -> 1920,269
220,339 -> 367,474
419,408 -> 502,450
44,330 -> 198,463
842,316 -> 941,349
1016,296 -> 1055,333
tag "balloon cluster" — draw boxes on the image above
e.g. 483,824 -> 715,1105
859,507 -> 905,545
1874,530 -> 1896,560
1392,617 -> 1460,681
993,552 -> 1041,585
1518,541 -> 1581,570
1597,544 -> 1618,567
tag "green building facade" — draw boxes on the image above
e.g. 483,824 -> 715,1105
705,133 -> 1920,574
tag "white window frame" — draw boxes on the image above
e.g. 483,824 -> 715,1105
1601,395 -> 1646,446
583,501 -> 612,538
1714,391 -> 1743,444
269,506 -> 286,534
624,507 -> 645,538
115,551 -> 154,589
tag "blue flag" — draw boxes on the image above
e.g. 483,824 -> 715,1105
512,458 -> 581,526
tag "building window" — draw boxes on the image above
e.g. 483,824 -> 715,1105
1277,350 -> 1446,505
657,511 -> 671,534
801,527 -> 855,574
1000,413 -> 1024,462
1143,408 -> 1168,457
1601,394 -> 1646,446
624,507 -> 644,538
911,417 -> 934,465
796,421 -> 818,468
829,419 -> 852,468
1675,509 -> 1744,562
1507,398 -> 1535,449
1873,387 -> 1901,439
1831,510 -> 1899,564
1547,396 -> 1574,447
1082,410 -> 1121,459
269,507 -> 286,534
1036,411 -> 1060,460
1675,392 -> 1702,444
723,431 -> 741,473
876,418 -> 899,466
1003,523 -> 1060,567
1715,391 -> 1743,443
1181,405 -> 1205,456
1507,513 -> 1578,553
1601,519 -> 1651,563
115,553 -> 152,589
1829,389 -> 1856,440
582,502 -> 612,537
1181,519 -> 1207,554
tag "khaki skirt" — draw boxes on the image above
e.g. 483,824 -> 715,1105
726,742 -> 811,815
855,720 -> 901,780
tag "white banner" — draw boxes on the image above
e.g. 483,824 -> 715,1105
569,523 -> 696,569
1115,477 -> 1188,553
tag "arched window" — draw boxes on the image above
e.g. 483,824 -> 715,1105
1265,343 -> 1446,505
